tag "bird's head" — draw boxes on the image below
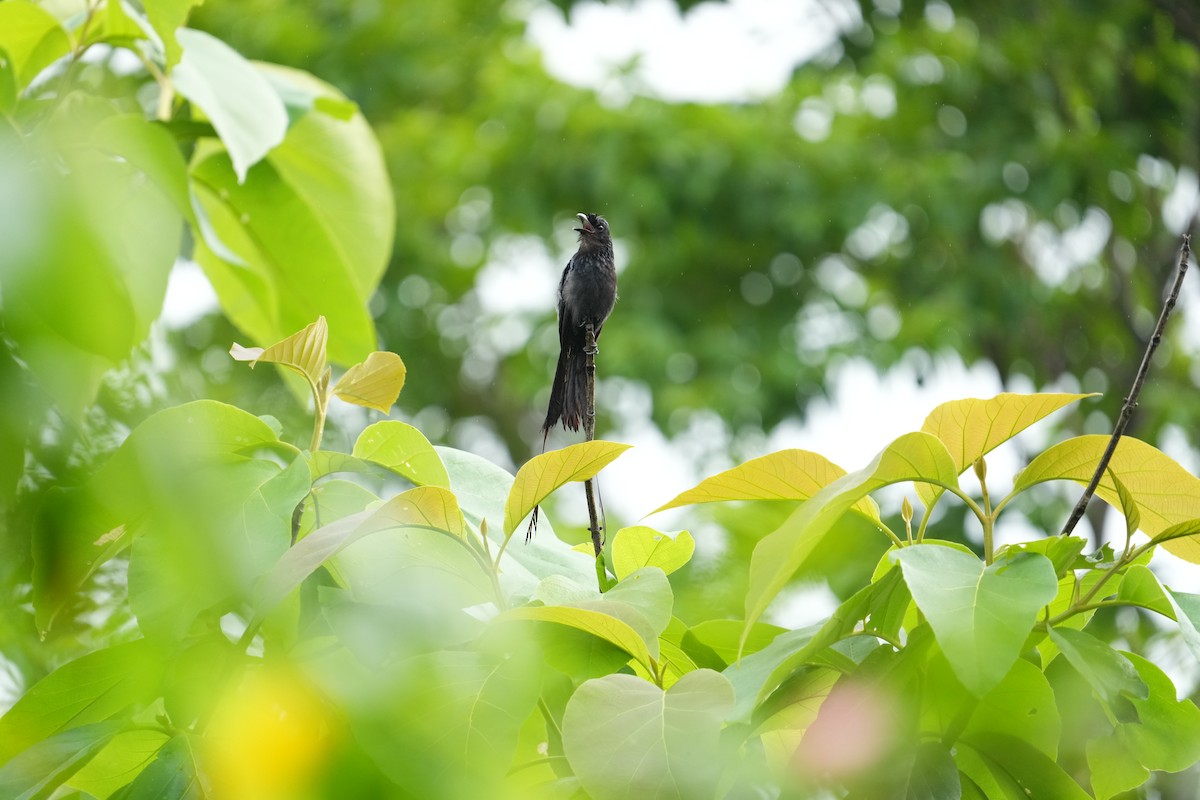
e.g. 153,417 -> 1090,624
574,212 -> 611,248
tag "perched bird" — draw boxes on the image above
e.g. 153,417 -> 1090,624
542,212 -> 617,438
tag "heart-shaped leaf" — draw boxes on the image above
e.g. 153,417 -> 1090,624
562,670 -> 734,800
333,351 -> 406,413
893,546 -> 1057,696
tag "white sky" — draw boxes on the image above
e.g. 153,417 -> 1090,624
525,0 -> 859,104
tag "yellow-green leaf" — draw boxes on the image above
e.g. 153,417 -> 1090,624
230,316 -> 328,390
917,392 -> 1094,508
743,432 -> 959,649
333,351 -> 406,413
650,449 -> 880,522
503,441 -> 632,536
612,526 -> 694,581
495,605 -> 654,673
351,420 -> 450,488
1014,435 -> 1200,563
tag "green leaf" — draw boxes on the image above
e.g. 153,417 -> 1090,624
2,102 -> 185,417
954,743 -> 1027,800
333,351 -> 407,413
743,432 -> 959,646
0,1 -> 70,89
172,28 -> 288,182
1087,730 -> 1148,800
106,734 -> 206,800
351,420 -> 450,488
917,392 -> 1093,507
0,46 -> 15,113
961,733 -> 1090,799
1121,652 -> 1200,772
900,741 -> 961,800
682,619 -> 783,670
504,441 -> 632,536
0,722 -> 124,800
352,650 -> 540,794
966,659 -> 1061,757
562,670 -> 733,800
960,738 -> 1094,800
189,64 -> 392,366
727,568 -> 910,722
254,486 -> 465,616
436,446 -> 597,595
230,315 -> 328,391
142,0 -> 205,68
495,605 -> 655,674
66,728 -> 171,798
1167,590 -> 1200,661
1047,627 -> 1148,708
0,641 -> 161,764
611,526 -> 694,580
1108,470 -> 1141,542
651,448 -> 880,521
1014,435 -> 1200,563
893,546 -> 1057,696
1115,564 -> 1175,617
34,400 -> 284,635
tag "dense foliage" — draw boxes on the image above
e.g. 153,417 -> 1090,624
2,1 -> 1200,798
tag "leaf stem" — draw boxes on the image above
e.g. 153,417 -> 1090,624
1060,234 -> 1192,537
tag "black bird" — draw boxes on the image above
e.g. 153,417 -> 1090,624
542,212 -> 617,438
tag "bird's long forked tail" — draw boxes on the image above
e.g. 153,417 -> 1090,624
542,346 -> 589,435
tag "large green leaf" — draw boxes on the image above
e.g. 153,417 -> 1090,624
106,735 -> 207,800
0,641 -> 161,764
893,546 -> 1057,696
189,64 -> 392,366
1014,435 -> 1200,562
1121,652 -> 1200,772
172,28 -> 288,181
66,728 -> 171,798
0,722 -> 124,800
436,446 -> 596,596
959,734 -> 1090,799
1047,627 -> 1148,708
743,432 -> 959,645
651,448 -> 881,521
1,102 -> 185,417
143,0 -> 205,68
351,649 -> 541,795
1086,730 -> 1148,800
562,670 -> 734,800
352,420 -> 450,488
0,1 -> 70,89
33,400 -> 285,635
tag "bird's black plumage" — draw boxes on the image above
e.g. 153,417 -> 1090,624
542,212 -> 617,435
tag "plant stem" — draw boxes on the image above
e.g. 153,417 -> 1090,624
582,323 -> 607,593
1061,234 -> 1192,537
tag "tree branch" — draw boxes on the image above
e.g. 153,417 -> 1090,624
582,323 -> 604,559
1060,233 -> 1192,537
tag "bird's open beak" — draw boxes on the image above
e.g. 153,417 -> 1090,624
574,213 -> 595,234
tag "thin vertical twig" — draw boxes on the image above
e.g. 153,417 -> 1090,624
582,323 -> 604,558
1060,234 -> 1192,538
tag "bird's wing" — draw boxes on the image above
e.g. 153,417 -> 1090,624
556,258 -> 573,345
